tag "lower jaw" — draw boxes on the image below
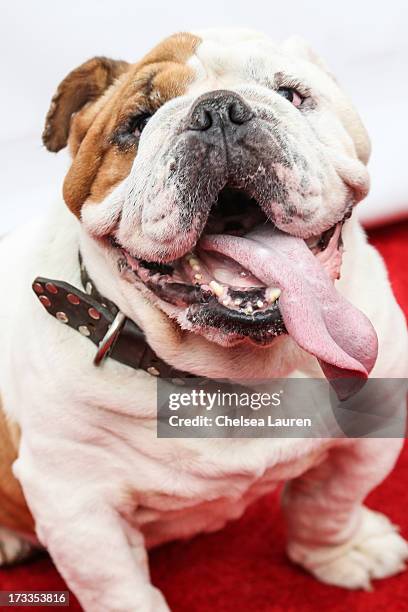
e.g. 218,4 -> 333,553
185,299 -> 286,346
159,301 -> 285,347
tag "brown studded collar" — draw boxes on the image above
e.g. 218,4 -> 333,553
32,254 -> 197,381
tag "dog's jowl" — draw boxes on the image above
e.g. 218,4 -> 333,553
0,29 -> 407,612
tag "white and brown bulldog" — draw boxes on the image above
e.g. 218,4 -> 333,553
0,28 -> 408,611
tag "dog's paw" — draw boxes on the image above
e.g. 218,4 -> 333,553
0,527 -> 33,566
287,507 -> 408,590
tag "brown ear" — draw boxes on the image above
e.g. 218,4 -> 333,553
42,56 -> 130,153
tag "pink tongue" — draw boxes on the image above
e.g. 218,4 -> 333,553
200,227 -> 378,399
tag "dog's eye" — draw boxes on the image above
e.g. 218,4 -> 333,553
277,87 -> 303,108
112,112 -> 153,149
129,112 -> 152,135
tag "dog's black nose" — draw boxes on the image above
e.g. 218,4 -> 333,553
188,90 -> 253,132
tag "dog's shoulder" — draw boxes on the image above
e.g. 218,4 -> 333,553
0,203 -> 84,416
339,217 -> 408,376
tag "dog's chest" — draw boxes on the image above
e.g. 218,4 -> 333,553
117,433 -> 328,548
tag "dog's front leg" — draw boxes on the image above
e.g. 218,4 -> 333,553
26,501 -> 167,612
14,453 -> 169,612
283,438 -> 408,589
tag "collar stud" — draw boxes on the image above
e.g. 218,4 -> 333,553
56,311 -> 69,323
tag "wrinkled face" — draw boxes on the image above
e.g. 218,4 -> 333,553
44,29 -> 371,353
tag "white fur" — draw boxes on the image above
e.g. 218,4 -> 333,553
1,28 -> 407,612
288,507 -> 408,589
0,527 -> 33,566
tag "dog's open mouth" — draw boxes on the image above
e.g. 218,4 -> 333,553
112,187 -> 378,396
114,188 -> 344,343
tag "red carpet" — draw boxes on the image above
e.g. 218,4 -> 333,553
1,221 -> 407,611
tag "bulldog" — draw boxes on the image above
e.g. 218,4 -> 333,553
0,28 -> 407,611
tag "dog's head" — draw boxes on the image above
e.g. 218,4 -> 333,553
43,29 -> 376,383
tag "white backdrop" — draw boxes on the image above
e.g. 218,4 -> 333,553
1,0 -> 407,233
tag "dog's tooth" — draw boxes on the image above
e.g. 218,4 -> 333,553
266,288 -> 281,303
194,273 -> 202,281
192,264 -> 201,272
256,300 -> 264,309
234,298 -> 242,306
222,298 -> 230,306
245,304 -> 253,314
209,280 -> 224,297
188,257 -> 200,267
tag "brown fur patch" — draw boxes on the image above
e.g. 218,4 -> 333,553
0,401 -> 35,536
44,32 -> 201,216
43,57 -> 130,153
